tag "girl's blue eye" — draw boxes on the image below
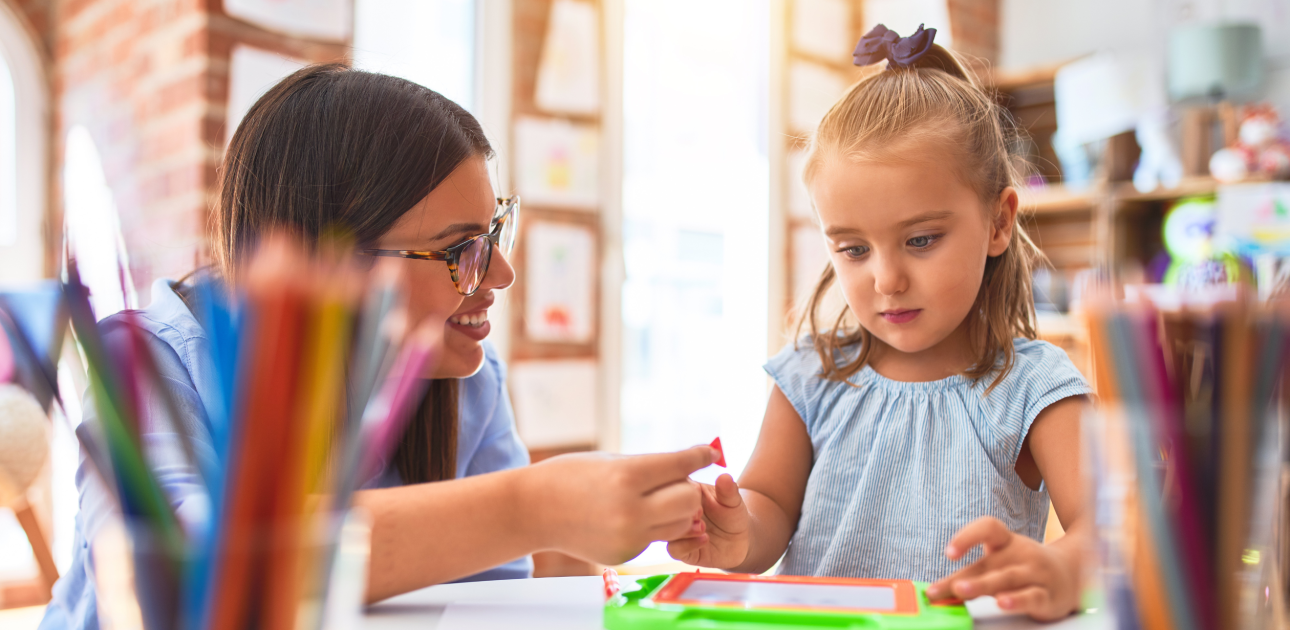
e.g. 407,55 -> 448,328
839,245 -> 869,258
907,234 -> 941,249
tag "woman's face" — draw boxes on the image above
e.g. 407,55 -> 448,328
375,156 -> 515,378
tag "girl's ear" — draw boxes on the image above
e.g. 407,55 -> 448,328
987,187 -> 1019,257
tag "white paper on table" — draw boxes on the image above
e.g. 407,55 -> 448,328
862,0 -> 952,47
224,0 -> 352,41
510,359 -> 598,449
791,224 -> 830,303
439,602 -> 603,630
792,0 -> 854,60
514,117 -> 601,209
226,46 -> 309,145
524,220 -> 595,343
788,61 -> 848,134
535,0 -> 601,116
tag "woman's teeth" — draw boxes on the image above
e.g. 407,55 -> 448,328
449,311 -> 489,327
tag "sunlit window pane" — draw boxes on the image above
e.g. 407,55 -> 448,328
353,0 -> 478,113
621,0 -> 770,476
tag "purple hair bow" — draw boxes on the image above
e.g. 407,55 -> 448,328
853,23 -> 937,68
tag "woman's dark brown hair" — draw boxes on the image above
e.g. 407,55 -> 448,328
214,63 -> 492,483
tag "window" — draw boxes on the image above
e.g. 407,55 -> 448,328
352,0 -> 478,113
620,2 -> 770,480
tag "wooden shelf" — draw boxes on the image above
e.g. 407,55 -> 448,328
1114,176 -> 1218,203
1021,184 -> 1095,215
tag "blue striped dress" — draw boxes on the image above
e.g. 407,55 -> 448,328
766,338 -> 1091,581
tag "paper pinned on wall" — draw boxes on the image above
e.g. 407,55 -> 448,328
514,117 -> 601,209
792,0 -> 854,60
509,359 -> 599,449
227,46 -> 309,145
224,0 -> 352,41
788,61 -> 847,134
791,224 -> 830,303
524,220 -> 596,344
535,0 -> 601,116
787,149 -> 814,220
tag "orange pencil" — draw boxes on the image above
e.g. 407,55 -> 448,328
209,240 -> 309,630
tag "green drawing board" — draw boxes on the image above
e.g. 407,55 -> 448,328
604,572 -> 972,630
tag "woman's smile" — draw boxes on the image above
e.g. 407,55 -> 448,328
447,293 -> 494,341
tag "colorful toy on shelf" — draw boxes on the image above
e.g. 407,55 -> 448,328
1160,197 -> 1241,288
1210,104 -> 1290,183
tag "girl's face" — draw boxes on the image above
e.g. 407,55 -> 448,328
811,143 -> 1017,363
375,156 -> 515,378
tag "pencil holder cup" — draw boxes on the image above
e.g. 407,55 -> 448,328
90,509 -> 371,630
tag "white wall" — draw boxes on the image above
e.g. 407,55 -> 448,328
1000,0 -> 1290,107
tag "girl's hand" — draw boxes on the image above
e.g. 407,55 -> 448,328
926,516 -> 1080,621
521,445 -> 719,565
666,473 -> 751,569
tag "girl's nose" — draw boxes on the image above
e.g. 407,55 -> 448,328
872,254 -> 908,297
483,246 -> 516,292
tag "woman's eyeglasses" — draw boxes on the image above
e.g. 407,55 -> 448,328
360,196 -> 520,296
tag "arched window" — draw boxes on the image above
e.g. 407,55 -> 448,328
0,2 -> 47,283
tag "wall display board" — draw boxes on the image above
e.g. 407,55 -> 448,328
510,359 -> 599,449
534,0 -> 601,115
523,220 -> 597,344
514,116 -> 601,210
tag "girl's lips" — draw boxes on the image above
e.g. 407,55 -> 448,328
880,309 -> 922,324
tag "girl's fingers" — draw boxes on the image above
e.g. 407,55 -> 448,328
713,473 -> 743,508
996,586 -> 1051,617
666,534 -> 709,561
950,566 -> 1029,599
945,516 -> 1013,560
927,556 -> 995,599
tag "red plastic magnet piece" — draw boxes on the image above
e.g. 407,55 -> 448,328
603,568 -> 622,599
709,437 -> 726,468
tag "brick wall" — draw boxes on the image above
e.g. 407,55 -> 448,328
947,0 -> 1000,65
2,0 -> 345,298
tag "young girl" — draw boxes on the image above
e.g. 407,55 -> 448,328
667,26 -> 1092,621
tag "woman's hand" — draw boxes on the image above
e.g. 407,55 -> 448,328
520,445 -> 719,565
666,473 -> 752,569
926,516 -> 1081,621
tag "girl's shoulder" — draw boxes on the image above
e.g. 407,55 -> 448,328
977,338 -> 1092,447
997,338 -> 1088,394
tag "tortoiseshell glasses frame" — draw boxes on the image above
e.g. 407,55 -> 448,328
359,196 -> 520,296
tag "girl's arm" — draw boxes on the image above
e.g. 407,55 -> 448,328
927,395 -> 1091,621
358,446 -> 718,603
667,386 -> 813,573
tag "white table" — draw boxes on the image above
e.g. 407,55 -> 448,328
363,576 -> 1112,629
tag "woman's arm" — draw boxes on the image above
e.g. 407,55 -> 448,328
358,445 -> 718,602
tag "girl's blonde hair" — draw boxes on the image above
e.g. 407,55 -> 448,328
798,44 -> 1043,391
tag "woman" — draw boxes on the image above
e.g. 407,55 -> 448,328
42,64 -> 714,629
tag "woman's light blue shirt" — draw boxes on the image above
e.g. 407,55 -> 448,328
41,279 -> 532,630
767,338 -> 1091,582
